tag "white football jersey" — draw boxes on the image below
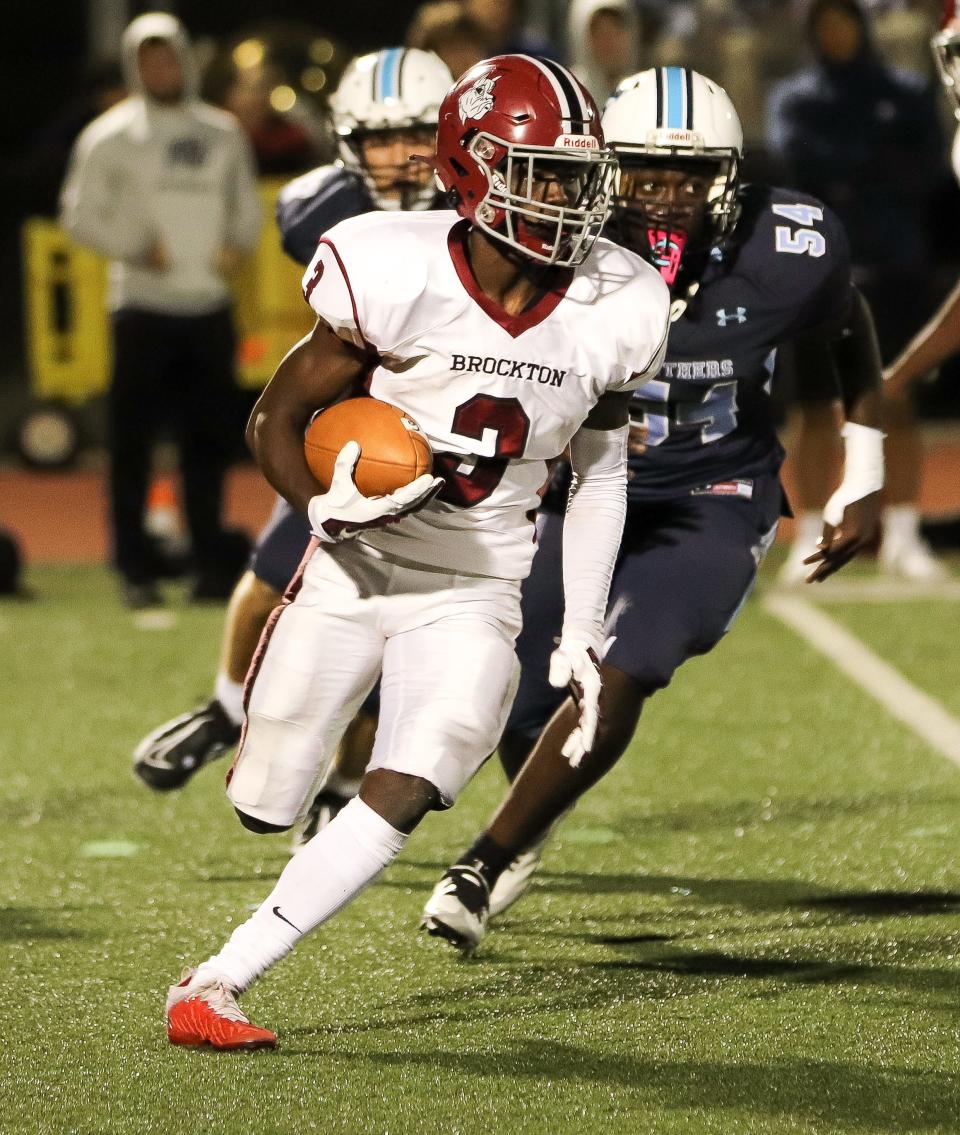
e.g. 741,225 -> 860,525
302,210 -> 669,579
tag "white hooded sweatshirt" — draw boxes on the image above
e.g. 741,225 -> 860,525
567,0 -> 642,108
60,12 -> 261,315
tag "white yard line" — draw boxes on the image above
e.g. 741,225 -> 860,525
132,610 -> 177,631
772,579 -> 960,604
762,592 -> 960,769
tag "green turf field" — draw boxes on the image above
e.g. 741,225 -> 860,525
2,562 -> 960,1134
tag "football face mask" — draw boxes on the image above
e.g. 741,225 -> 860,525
355,126 -> 438,211
471,134 -> 617,266
611,156 -> 730,287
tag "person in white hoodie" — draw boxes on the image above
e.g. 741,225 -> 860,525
567,0 -> 642,107
61,12 -> 262,607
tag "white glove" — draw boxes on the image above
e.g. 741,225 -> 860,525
548,636 -> 602,768
307,441 -> 444,544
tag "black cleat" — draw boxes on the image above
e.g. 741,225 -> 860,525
290,789 -> 354,853
421,865 -> 490,953
133,698 -> 240,791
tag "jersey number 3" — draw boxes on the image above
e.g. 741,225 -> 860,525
434,395 -> 530,507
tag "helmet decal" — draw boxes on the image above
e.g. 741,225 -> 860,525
521,54 -> 593,134
459,76 -> 498,123
655,66 -> 694,131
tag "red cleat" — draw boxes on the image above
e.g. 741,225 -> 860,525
166,969 -> 276,1051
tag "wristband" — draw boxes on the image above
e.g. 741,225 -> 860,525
822,422 -> 885,527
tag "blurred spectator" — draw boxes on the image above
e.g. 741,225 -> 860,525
406,2 -> 492,78
60,13 -> 262,608
567,0 -> 641,105
769,0 -> 948,580
220,62 -> 321,175
873,1 -> 943,75
9,61 -> 127,218
652,2 -> 801,144
463,0 -> 558,58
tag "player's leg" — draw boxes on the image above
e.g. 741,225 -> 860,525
485,509 -> 570,912
226,542 -> 386,833
133,499 -> 310,790
168,563 -> 519,1046
425,485 -> 782,949
879,390 -> 946,579
292,688 -> 378,852
867,270 -> 945,579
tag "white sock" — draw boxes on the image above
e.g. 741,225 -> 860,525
214,672 -> 246,727
791,511 -> 823,549
883,504 -> 921,547
192,798 -> 407,992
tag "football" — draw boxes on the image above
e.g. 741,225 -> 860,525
304,397 -> 433,498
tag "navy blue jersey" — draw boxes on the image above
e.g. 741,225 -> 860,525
276,164 -> 449,267
627,184 -> 853,500
275,165 -> 376,267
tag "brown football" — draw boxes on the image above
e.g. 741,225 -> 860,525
304,397 -> 433,497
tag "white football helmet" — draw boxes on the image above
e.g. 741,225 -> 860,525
329,47 -> 453,210
601,68 -> 743,285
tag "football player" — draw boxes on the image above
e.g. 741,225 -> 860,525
882,20 -> 960,407
164,54 -> 671,1049
422,68 -> 885,952
132,48 -> 453,834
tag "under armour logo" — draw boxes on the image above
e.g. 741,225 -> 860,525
716,307 -> 747,327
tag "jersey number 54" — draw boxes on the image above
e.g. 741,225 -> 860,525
773,203 -> 826,258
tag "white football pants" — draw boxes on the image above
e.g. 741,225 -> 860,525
227,540 -> 522,828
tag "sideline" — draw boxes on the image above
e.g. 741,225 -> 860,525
762,591 -> 960,768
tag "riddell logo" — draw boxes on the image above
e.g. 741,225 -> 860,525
554,134 -> 600,150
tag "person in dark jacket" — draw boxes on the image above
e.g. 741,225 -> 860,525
768,0 -> 947,581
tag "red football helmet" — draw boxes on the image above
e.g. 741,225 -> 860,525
435,54 -> 616,267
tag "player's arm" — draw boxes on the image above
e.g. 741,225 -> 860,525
884,277 -> 960,396
794,286 -> 884,582
549,390 -> 632,765
247,319 -> 442,538
247,318 -> 366,511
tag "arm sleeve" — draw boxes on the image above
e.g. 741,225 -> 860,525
790,204 -> 854,337
301,238 -> 368,351
560,424 -> 629,647
826,287 -> 882,413
792,287 -> 881,413
224,129 -> 262,252
59,133 -> 151,261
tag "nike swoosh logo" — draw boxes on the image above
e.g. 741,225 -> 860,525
272,905 -> 302,933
